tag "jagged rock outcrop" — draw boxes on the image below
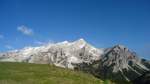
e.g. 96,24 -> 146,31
97,45 -> 149,81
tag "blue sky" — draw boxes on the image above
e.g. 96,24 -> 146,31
0,0 -> 150,59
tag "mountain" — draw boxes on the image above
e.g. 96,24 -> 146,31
0,39 -> 149,83
97,45 -> 149,82
74,44 -> 149,83
0,39 -> 103,69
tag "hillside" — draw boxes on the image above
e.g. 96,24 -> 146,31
0,62 -> 104,84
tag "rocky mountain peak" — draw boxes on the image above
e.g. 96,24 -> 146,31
99,44 -> 149,81
112,44 -> 129,52
0,38 -> 103,68
73,38 -> 87,44
77,38 -> 86,42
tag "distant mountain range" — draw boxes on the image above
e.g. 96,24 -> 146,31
0,39 -> 149,83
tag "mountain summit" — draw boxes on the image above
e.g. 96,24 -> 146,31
0,39 -> 149,82
98,44 -> 149,81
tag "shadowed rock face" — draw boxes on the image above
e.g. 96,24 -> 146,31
0,39 -> 149,83
133,71 -> 150,84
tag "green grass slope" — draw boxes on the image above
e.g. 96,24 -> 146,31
0,62 -> 104,84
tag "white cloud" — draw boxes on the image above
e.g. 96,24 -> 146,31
5,45 -> 14,50
0,34 -> 4,39
17,25 -> 33,36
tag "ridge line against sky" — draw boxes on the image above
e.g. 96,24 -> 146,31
0,0 -> 150,59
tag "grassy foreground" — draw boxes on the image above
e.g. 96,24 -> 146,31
0,62 -> 104,84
